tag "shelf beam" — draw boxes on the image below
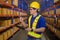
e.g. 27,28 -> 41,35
46,23 -> 60,38
0,22 -> 20,33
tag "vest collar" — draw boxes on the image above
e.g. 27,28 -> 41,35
32,13 -> 39,18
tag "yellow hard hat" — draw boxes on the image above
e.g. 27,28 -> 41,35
30,1 -> 40,9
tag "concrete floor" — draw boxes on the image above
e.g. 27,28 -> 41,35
9,29 -> 47,40
9,29 -> 27,40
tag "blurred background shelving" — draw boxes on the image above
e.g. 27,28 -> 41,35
0,0 -> 28,40
0,0 -> 60,40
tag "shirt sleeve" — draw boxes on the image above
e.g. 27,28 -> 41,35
38,16 -> 46,28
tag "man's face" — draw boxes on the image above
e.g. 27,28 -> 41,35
29,8 -> 37,15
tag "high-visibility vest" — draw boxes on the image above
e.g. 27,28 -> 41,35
28,15 -> 42,38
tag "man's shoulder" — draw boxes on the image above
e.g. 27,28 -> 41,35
39,15 -> 45,20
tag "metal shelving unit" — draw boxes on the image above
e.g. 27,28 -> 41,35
41,0 -> 60,40
0,0 -> 27,40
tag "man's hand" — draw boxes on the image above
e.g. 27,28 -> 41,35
25,28 -> 32,31
20,17 -> 28,28
20,17 -> 24,22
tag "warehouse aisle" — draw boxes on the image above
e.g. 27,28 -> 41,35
9,29 -> 27,40
9,29 -> 47,40
0,0 -> 60,40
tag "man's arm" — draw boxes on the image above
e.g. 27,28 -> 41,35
20,19 -> 32,31
33,27 -> 45,32
21,21 -> 28,28
20,17 -> 28,28
33,16 -> 46,33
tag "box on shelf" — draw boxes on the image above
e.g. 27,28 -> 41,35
1,8 -> 7,17
15,19 -> 17,22
1,0 -> 7,2
13,27 -> 19,33
3,31 -> 8,40
17,11 -> 19,16
8,0 -> 12,5
49,10 -> 54,16
20,12 -> 27,17
44,12 -> 49,16
13,27 -> 16,33
0,34 -> 3,40
13,0 -> 18,6
7,20 -> 11,27
7,29 -> 11,38
10,29 -> 14,36
14,10 -> 19,16
16,18 -> 19,22
10,10 -> 13,16
55,29 -> 60,38
41,12 -> 45,16
0,8 -> 2,17
45,17 -> 50,23
54,0 -> 59,3
56,8 -> 60,17
49,18 -> 54,25
0,20 -> 8,27
17,18 -> 20,22
14,18 -> 20,23
7,9 -> 11,17
0,20 -> 11,27
14,19 -> 16,23
14,10 -> 17,16
57,19 -> 60,28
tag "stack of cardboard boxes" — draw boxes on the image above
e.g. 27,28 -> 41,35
0,0 -> 20,40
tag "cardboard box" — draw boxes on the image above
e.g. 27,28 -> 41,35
1,0 -> 6,2
54,0 -> 59,3
14,27 -> 19,33
7,30 -> 11,38
17,18 -> 20,22
57,19 -> 60,28
7,20 -> 11,26
0,20 -> 8,27
0,34 -> 3,40
45,17 -> 50,23
7,9 -> 11,17
14,19 -> 16,23
49,10 -> 54,16
8,0 -> 12,5
17,11 -> 19,16
49,18 -> 54,25
14,18 -> 19,23
10,29 -> 14,36
3,32 -> 8,40
0,8 -> 2,16
10,10 -> 13,16
1,8 -> 7,17
44,12 -> 48,16
13,0 -> 18,6
56,8 -> 60,16
14,10 -> 17,16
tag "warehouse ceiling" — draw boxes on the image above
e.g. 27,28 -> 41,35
24,0 -> 60,12
25,0 -> 42,8
25,0 -> 41,4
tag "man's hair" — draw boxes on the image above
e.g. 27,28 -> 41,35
32,8 -> 39,13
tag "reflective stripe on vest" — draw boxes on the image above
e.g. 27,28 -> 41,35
28,15 -> 42,38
